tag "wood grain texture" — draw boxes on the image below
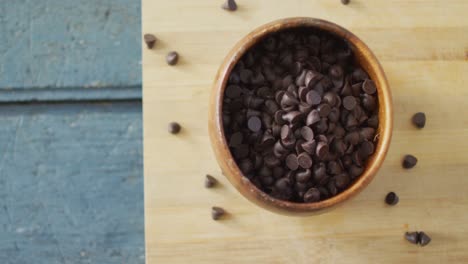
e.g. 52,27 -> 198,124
143,1 -> 468,263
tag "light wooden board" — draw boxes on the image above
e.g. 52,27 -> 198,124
143,1 -> 468,263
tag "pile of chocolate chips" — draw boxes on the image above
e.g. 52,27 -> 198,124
222,28 -> 379,203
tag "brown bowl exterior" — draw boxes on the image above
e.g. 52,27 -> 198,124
209,17 -> 393,216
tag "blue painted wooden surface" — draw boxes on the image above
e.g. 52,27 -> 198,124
0,0 -> 141,92
0,0 -> 144,263
0,102 -> 144,264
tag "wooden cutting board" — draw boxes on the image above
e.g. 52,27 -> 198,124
143,1 -> 468,263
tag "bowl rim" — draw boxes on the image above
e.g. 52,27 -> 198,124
209,17 -> 393,215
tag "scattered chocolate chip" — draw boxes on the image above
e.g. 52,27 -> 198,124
221,0 -> 237,11
402,154 -> 418,169
211,206 -> 225,220
205,175 -> 217,188
412,112 -> 426,128
168,122 -> 181,134
404,231 -> 431,246
385,192 -> 399,205
419,232 -> 431,246
341,0 -> 350,5
405,232 -> 419,244
144,34 -> 157,49
166,51 -> 179,65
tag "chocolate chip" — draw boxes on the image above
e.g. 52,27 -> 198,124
144,34 -> 157,49
419,232 -> 431,246
362,79 -> 376,94
282,111 -> 302,124
316,141 -> 329,160
296,169 -> 312,183
345,131 -> 360,145
211,207 -> 225,220
229,132 -> 243,147
313,163 -> 327,182
274,178 -> 292,200
222,0 -> 237,11
306,90 -> 321,105
327,181 -> 337,195
168,122 -> 181,134
247,116 -> 262,132
305,71 -> 322,88
343,96 -> 357,110
385,192 -> 399,205
317,104 -> 331,117
298,152 -> 313,169
295,70 -> 307,86
300,126 -> 314,141
233,144 -> 249,159
341,0 -> 350,5
403,154 -> 418,169
303,188 -> 320,202
359,140 -> 375,157
362,94 -> 377,111
229,72 -> 240,84
306,109 -> 321,126
273,140 -> 288,158
239,159 -> 254,174
352,150 -> 363,167
405,232 -> 419,244
166,51 -> 179,65
360,127 -> 375,141
367,114 -> 379,128
349,165 -> 363,178
264,154 -> 280,168
225,85 -> 242,98
272,167 -> 285,179
334,173 -> 350,189
301,140 -> 317,155
258,166 -> 273,178
275,90 -> 285,105
323,92 -> 337,106
412,112 -> 426,128
352,68 -> 368,82
351,82 -> 362,96
327,161 -> 342,175
341,80 -> 352,96
281,91 -> 299,109
286,154 -> 299,170
205,175 -> 217,188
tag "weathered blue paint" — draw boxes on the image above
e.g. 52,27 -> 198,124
0,102 -> 144,264
0,86 -> 141,103
0,0 -> 141,90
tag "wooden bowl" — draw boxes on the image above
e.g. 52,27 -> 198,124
208,17 -> 393,216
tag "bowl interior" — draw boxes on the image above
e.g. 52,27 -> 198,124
211,17 -> 392,215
